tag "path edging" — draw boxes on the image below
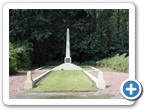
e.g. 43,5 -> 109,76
24,70 -> 51,89
83,66 -> 106,89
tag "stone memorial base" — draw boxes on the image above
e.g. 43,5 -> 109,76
52,63 -> 83,70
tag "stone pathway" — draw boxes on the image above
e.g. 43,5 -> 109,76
11,90 -> 115,99
9,67 -> 128,99
9,70 -> 47,98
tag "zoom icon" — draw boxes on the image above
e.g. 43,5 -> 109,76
121,79 -> 142,100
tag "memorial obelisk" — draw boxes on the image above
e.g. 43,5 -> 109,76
65,28 -> 71,63
52,28 -> 83,70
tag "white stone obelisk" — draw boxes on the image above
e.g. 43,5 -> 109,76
65,28 -> 71,63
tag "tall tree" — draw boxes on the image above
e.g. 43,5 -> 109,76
9,9 -> 129,69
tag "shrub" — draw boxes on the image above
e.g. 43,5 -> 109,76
9,42 -> 18,74
80,60 -> 96,66
9,40 -> 33,75
45,60 -> 62,66
96,53 -> 129,73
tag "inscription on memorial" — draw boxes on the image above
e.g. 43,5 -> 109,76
66,58 -> 70,63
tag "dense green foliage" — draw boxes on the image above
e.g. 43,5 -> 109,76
9,9 -> 129,74
9,40 -> 33,74
96,53 -> 129,73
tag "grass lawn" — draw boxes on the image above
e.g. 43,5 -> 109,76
25,70 -> 96,92
82,67 -> 94,70
41,67 -> 54,70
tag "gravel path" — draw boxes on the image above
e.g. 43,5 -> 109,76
9,70 -> 47,98
9,68 -> 129,98
89,71 -> 129,98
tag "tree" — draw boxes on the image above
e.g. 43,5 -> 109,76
9,40 -> 33,74
9,9 -> 129,70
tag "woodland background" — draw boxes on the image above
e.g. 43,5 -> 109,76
9,9 -> 129,74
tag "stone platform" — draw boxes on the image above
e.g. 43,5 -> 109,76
52,63 -> 84,70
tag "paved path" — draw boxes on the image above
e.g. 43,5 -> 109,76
9,67 -> 128,99
89,71 -> 128,97
9,70 -> 47,98
11,89 -> 122,99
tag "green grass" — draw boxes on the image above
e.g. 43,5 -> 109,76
41,67 -> 54,70
82,67 -> 94,70
25,70 -> 95,92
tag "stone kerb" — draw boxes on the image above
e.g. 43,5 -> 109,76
24,70 -> 51,90
34,66 -> 46,71
83,66 -> 106,89
33,70 -> 51,84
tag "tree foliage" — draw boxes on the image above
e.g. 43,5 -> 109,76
9,9 -> 129,74
9,40 -> 33,75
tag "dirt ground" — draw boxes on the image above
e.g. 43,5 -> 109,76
9,67 -> 128,99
